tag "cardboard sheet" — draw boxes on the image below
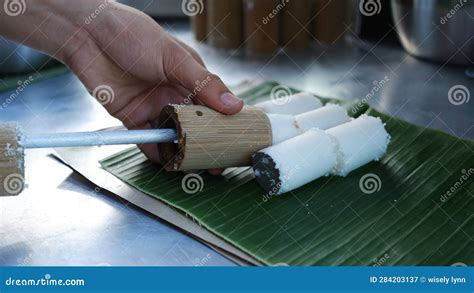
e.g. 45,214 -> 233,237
54,146 -> 262,266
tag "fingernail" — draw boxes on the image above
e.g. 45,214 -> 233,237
219,92 -> 242,107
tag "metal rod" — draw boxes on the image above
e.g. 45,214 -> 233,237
21,129 -> 178,149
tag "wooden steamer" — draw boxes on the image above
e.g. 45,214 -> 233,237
244,0 -> 279,55
280,0 -> 310,49
207,0 -> 243,49
157,105 -> 272,171
313,0 -> 348,44
191,0 -> 208,42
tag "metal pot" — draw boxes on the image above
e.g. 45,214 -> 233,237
391,0 -> 474,66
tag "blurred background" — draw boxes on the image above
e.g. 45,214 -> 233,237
2,0 -> 473,76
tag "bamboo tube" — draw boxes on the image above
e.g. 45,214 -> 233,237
207,0 -> 243,49
244,0 -> 279,55
280,0 -> 310,49
157,105 -> 272,171
313,0 -> 348,44
0,124 -> 25,196
191,0 -> 208,42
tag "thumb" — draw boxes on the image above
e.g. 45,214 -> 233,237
164,42 -> 243,115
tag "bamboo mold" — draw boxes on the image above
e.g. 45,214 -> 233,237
157,105 -> 272,171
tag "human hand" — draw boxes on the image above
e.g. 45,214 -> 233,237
0,1 -> 243,172
69,3 -> 244,168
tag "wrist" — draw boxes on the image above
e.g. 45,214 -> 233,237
0,0 -> 108,62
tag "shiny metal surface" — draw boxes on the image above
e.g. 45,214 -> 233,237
0,38 -> 51,75
23,129 -> 177,149
391,0 -> 474,66
0,21 -> 473,266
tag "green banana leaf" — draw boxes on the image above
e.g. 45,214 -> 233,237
100,81 -> 473,266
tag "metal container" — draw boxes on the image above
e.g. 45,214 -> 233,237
391,0 -> 474,66
0,39 -> 51,75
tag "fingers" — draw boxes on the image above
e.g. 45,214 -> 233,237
128,122 -> 161,164
113,85 -> 186,129
172,37 -> 205,66
163,40 -> 243,115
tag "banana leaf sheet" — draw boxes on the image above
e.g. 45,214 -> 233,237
100,81 -> 473,266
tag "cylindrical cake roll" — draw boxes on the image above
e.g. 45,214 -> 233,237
266,114 -> 301,145
252,115 -> 390,195
295,104 -> 350,132
327,115 -> 391,176
267,104 -> 350,144
252,129 -> 337,195
254,92 -> 322,115
0,124 -> 25,196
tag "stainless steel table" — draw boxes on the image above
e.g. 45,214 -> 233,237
0,21 -> 472,266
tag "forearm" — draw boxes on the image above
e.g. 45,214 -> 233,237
0,0 -> 107,61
